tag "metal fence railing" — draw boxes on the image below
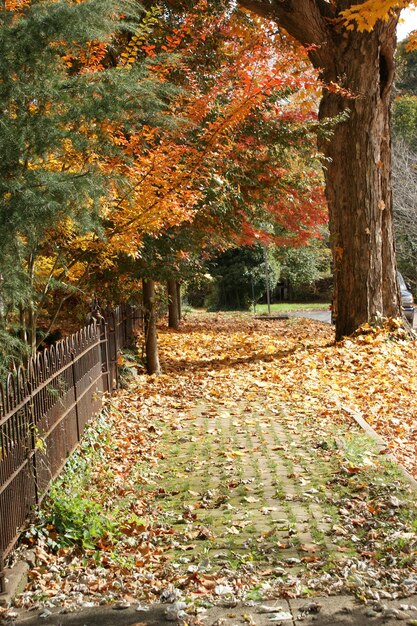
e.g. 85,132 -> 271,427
0,304 -> 142,594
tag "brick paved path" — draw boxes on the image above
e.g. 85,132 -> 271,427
11,390 -> 417,625
157,396 -> 342,572
6,314 -> 417,625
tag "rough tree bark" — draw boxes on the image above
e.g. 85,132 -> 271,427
176,280 -> 182,321
142,278 -> 161,375
167,279 -> 180,330
239,0 -> 401,339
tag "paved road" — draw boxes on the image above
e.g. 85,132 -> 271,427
286,309 -> 332,323
287,309 -> 417,328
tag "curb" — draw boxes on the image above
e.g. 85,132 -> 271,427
341,403 -> 417,491
254,315 -> 290,320
9,594 -> 417,625
0,559 -> 30,607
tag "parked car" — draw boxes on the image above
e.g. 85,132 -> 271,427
398,271 -> 415,325
330,271 -> 414,326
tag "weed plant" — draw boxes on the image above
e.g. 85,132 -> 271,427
27,412 -> 119,551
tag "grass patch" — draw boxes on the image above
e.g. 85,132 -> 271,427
255,302 -> 329,313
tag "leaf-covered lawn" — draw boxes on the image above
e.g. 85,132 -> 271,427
14,313 -> 417,615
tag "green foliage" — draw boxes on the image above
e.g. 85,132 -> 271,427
396,39 -> 417,96
1,0 -> 132,248
279,238 -> 331,289
32,414 -> 119,551
46,488 -> 118,550
393,96 -> 417,151
0,329 -> 29,381
206,245 -> 280,311
185,273 -> 215,309
0,0 -> 178,362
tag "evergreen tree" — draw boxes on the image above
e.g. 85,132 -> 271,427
0,0 -> 176,359
207,246 -> 280,311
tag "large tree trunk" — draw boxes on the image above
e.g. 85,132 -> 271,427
318,26 -> 400,339
167,279 -> 179,330
239,0 -> 401,339
142,278 -> 161,375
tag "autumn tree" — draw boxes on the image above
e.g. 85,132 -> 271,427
0,0 -> 328,374
237,0 -> 408,338
88,4 -> 327,373
396,36 -> 417,95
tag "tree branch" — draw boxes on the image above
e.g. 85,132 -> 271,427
238,0 -> 330,56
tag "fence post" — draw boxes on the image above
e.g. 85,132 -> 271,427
28,375 -> 39,507
125,305 -> 132,346
120,305 -> 126,347
106,311 -> 118,390
133,305 -> 143,335
70,353 -> 80,442
126,304 -> 130,346
99,320 -> 111,393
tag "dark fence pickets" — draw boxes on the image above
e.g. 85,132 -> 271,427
0,304 -> 142,594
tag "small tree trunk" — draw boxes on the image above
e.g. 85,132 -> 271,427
142,278 -> 160,375
167,279 -> 179,330
27,254 -> 37,355
176,281 -> 182,320
18,304 -> 27,346
28,302 -> 36,356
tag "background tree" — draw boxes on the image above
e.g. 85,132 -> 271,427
393,94 -> 417,150
205,245 -> 281,311
392,35 -> 417,288
392,141 -> 417,286
278,234 -> 331,300
396,37 -> 417,95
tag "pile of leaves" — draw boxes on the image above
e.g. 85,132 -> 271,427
12,312 -> 417,616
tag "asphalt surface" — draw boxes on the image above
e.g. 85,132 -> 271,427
286,310 -> 332,323
288,308 -> 417,328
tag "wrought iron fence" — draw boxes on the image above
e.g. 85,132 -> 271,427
0,304 -> 142,594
